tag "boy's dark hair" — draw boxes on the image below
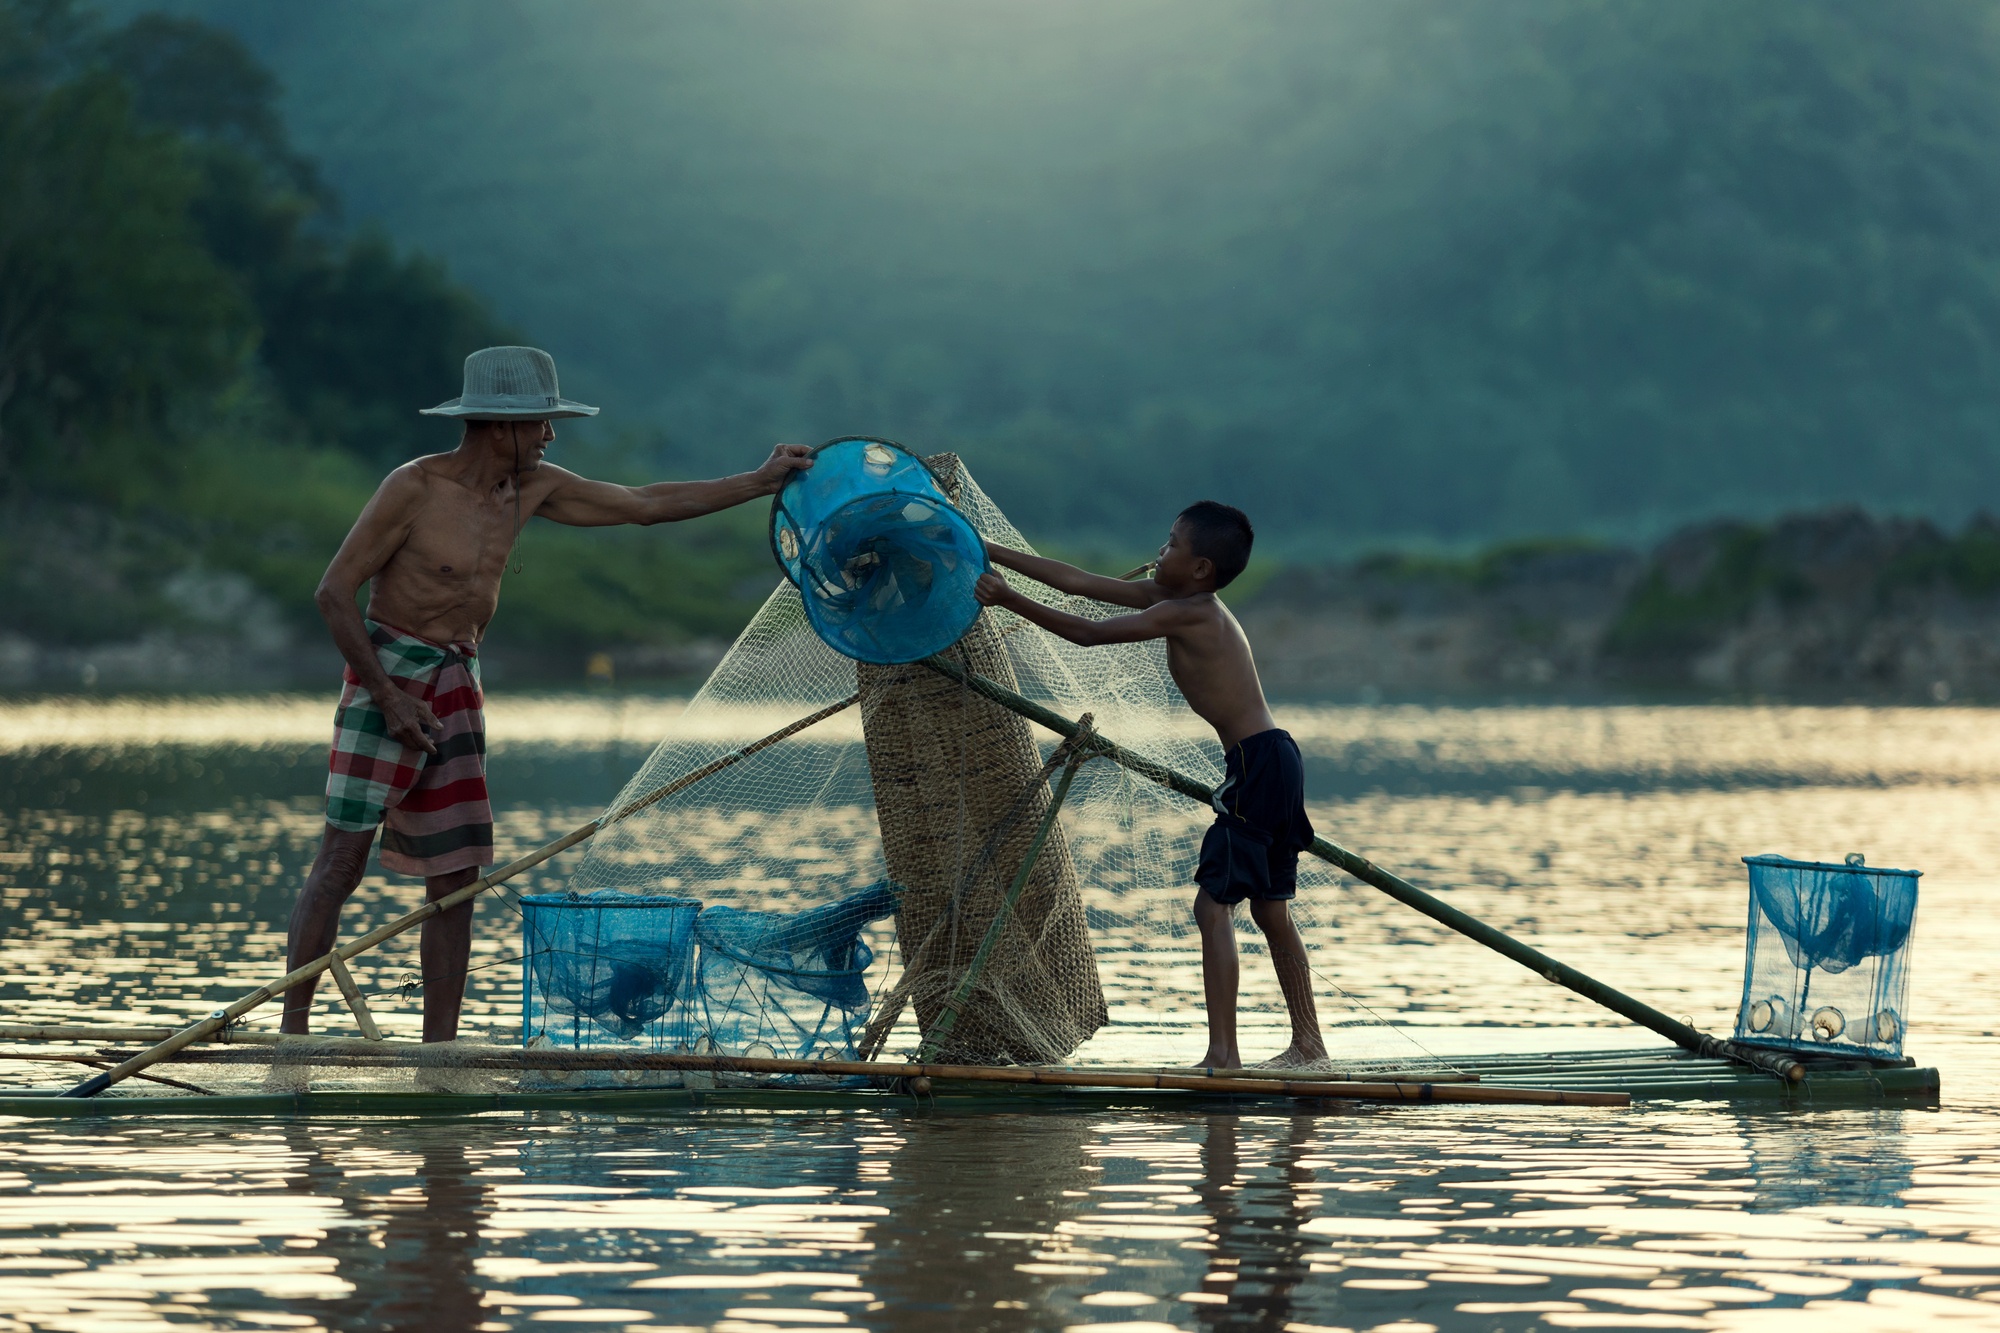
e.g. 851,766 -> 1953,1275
1177,500 -> 1254,589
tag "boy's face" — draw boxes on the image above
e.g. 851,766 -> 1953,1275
1155,519 -> 1213,592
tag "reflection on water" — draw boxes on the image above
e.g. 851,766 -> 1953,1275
2,696 -> 2000,1329
1,1109 -> 1994,1331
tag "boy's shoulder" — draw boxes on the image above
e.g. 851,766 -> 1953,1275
1154,589 -> 1230,627
1160,589 -> 1222,612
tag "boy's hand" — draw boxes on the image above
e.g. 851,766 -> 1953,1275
975,571 -> 1014,606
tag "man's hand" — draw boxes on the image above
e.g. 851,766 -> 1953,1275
380,688 -> 442,756
751,444 -> 814,495
976,570 -> 1017,607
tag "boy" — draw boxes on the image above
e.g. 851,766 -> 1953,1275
974,501 -> 1326,1070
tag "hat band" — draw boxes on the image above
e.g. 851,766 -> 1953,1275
460,392 -> 561,410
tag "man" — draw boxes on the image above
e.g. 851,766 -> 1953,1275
283,346 -> 810,1042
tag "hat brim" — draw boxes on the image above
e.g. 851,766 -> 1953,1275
420,397 -> 600,420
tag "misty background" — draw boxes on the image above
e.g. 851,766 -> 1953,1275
103,0 -> 2000,547
10,0 -> 2000,681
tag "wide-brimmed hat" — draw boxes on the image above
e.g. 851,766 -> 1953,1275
420,346 -> 599,420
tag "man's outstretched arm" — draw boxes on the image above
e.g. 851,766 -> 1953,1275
535,445 -> 813,527
987,543 -> 1161,610
975,571 -> 1188,646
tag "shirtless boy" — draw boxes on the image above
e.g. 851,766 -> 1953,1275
284,346 -> 810,1042
974,501 -> 1326,1069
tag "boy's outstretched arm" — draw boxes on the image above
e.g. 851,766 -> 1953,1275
986,543 -> 1160,610
976,571 -> 1188,645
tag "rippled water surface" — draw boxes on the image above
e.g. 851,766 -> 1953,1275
1,695 -> 1997,1332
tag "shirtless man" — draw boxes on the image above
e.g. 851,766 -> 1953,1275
974,501 -> 1326,1069
283,346 -> 810,1041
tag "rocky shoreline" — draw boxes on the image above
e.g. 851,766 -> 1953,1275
1242,507 -> 2000,702
7,507 -> 1998,701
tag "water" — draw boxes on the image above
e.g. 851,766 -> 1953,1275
1,695 -> 1998,1331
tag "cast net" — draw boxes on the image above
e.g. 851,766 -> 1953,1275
545,452 -> 1443,1075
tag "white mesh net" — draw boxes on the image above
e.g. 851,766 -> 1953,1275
563,458 -> 1444,1074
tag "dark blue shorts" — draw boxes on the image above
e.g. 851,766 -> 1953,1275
1196,729 -> 1314,905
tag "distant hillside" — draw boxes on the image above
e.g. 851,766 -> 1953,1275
120,0 -> 2000,553
1244,508 -> 2000,701
0,0 -> 777,683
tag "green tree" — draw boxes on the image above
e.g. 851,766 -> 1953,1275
0,38 -> 250,481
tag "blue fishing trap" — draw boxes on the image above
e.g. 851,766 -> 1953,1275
770,437 -> 987,664
691,881 -> 900,1060
1734,853 -> 1920,1060
520,892 -> 701,1048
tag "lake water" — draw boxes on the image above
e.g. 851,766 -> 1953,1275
1,695 -> 1997,1332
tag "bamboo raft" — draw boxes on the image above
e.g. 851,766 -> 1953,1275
0,1031 -> 1934,1117
1,658 -> 1939,1118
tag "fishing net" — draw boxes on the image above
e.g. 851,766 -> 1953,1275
555,448 -> 1444,1074
0,448 -> 1447,1100
521,892 -> 700,1046
1734,854 -> 1918,1060
692,880 -> 899,1060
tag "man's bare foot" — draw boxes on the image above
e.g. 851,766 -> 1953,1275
1195,1048 -> 1241,1071
1254,1044 -> 1332,1072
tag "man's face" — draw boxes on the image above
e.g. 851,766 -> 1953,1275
488,419 -> 555,471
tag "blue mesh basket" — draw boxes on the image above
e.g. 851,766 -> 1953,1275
688,881 -> 900,1060
1735,853 -> 1920,1060
520,892 -> 702,1048
770,437 -> 987,664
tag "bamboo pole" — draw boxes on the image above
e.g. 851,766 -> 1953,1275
1141,1064 -> 1481,1084
59,694 -> 863,1098
12,1044 -> 1626,1107
75,1059 -> 217,1097
919,728 -> 1093,1060
916,655 -> 1806,1083
325,953 -> 383,1041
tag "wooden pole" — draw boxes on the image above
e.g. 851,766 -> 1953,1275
59,693 -> 862,1098
325,953 -> 383,1041
12,1044 -> 1626,1107
919,730 -> 1093,1060
0,1025 -> 291,1045
0,1024 -> 1480,1080
916,655 -> 1806,1083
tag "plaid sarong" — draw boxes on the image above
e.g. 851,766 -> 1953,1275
325,620 -> 493,878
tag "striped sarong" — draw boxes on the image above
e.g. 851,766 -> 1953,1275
324,620 -> 493,878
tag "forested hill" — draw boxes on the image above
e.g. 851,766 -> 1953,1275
115,0 -> 2000,552
0,0 -> 778,675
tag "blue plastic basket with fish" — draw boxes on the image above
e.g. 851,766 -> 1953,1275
770,437 -> 987,664
1734,853 -> 1919,1060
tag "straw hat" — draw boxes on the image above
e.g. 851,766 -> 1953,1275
420,346 -> 599,420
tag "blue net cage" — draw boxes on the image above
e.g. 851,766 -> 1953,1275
1734,853 -> 1920,1060
520,892 -> 701,1049
690,881 -> 900,1059
770,437 -> 987,664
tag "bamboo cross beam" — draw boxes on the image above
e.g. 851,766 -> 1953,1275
6,1036 -> 1471,1085
325,952 -> 383,1041
917,654 -> 1805,1083
17,1043 -> 1626,1108
60,693 -> 862,1098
